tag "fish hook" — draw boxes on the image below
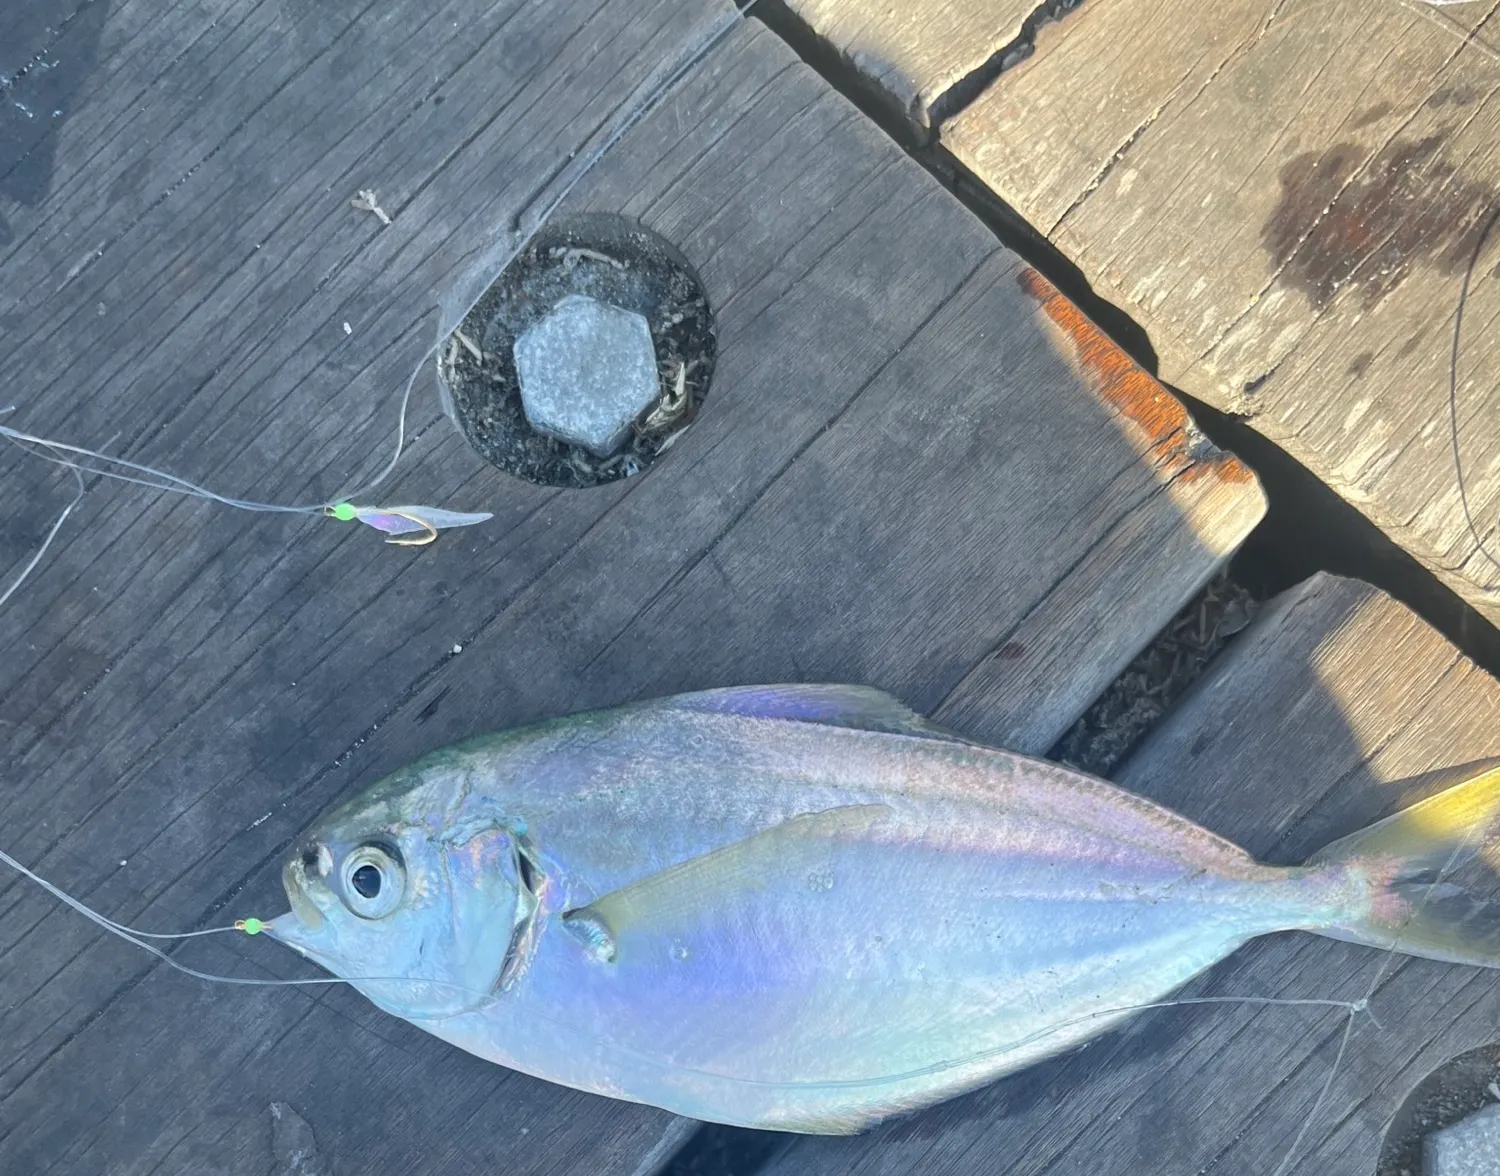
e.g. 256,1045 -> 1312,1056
374,510 -> 439,547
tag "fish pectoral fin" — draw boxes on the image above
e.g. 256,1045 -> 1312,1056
665,684 -> 970,744
560,804 -> 891,962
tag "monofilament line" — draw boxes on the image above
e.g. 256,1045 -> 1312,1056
0,0 -> 767,603
0,846 -> 498,1003
0,453 -> 84,612
1447,204 -> 1500,576
1269,831 -> 1478,1176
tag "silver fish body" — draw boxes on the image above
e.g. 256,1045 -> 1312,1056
269,686 -> 1500,1132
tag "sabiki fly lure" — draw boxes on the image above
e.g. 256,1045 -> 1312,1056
324,502 -> 493,546
0,417 -> 492,552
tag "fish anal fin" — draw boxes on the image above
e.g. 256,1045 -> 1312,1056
763,1108 -> 882,1136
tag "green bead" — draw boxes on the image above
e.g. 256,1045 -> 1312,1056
242,917 -> 264,936
331,503 -> 357,522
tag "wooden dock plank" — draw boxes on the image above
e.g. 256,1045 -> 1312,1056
952,0 -> 1500,624
761,571 -> 1500,1176
0,6 -> 1262,1174
0,0 -> 114,248
768,0 -> 1038,129
774,0 -> 1500,625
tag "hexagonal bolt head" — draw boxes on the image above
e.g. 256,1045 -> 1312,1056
1426,1104 -> 1500,1176
513,294 -> 659,458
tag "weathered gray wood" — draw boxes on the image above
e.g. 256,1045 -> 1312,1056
0,0 -> 111,248
941,0 -> 1500,625
775,0 -> 1500,624
771,0 -> 1038,128
762,571 -> 1500,1176
0,6 -> 1262,1175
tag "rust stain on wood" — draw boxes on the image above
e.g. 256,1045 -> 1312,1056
1017,268 -> 1254,486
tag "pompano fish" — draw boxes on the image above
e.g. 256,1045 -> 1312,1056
267,685 -> 1500,1133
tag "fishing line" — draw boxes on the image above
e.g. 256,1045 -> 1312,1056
0,453 -> 84,614
0,811 -> 1471,1171
1268,830 -> 1480,1176
0,845 -> 502,1004
1255,1 -> 1500,581
0,425 -> 319,515
0,0 -> 767,1003
1447,203 -> 1500,576
0,823 -> 1377,1062
0,0 -> 761,594
441,982 -> 1374,1095
1357,0 -> 1500,577
1285,1 -> 1500,585
3,0 -> 1486,1154
1395,0 -> 1500,66
0,830 -> 1382,1086
0,846 -> 243,943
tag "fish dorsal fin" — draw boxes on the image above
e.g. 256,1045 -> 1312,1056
561,803 -> 892,964
663,684 -> 970,744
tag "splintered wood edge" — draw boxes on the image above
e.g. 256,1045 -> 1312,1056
937,2 -> 1500,625
776,0 -> 1061,128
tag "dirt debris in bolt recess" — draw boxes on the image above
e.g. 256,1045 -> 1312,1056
439,213 -> 716,490
1379,1043 -> 1500,1176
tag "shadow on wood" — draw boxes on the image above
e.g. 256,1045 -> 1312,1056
0,4 -> 1260,1174
760,574 -> 1500,1176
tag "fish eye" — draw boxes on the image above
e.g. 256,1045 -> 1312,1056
340,843 -> 404,919
351,864 -> 381,898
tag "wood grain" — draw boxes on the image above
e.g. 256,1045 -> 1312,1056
774,0 -> 1500,622
0,6 -> 1260,1174
943,0 -> 1500,624
762,572 -> 1500,1176
0,0 -> 112,247
769,0 -> 1038,128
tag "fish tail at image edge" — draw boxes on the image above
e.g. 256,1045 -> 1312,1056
1308,760 -> 1500,966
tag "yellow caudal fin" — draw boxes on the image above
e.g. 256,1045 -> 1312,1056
1308,759 -> 1500,968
